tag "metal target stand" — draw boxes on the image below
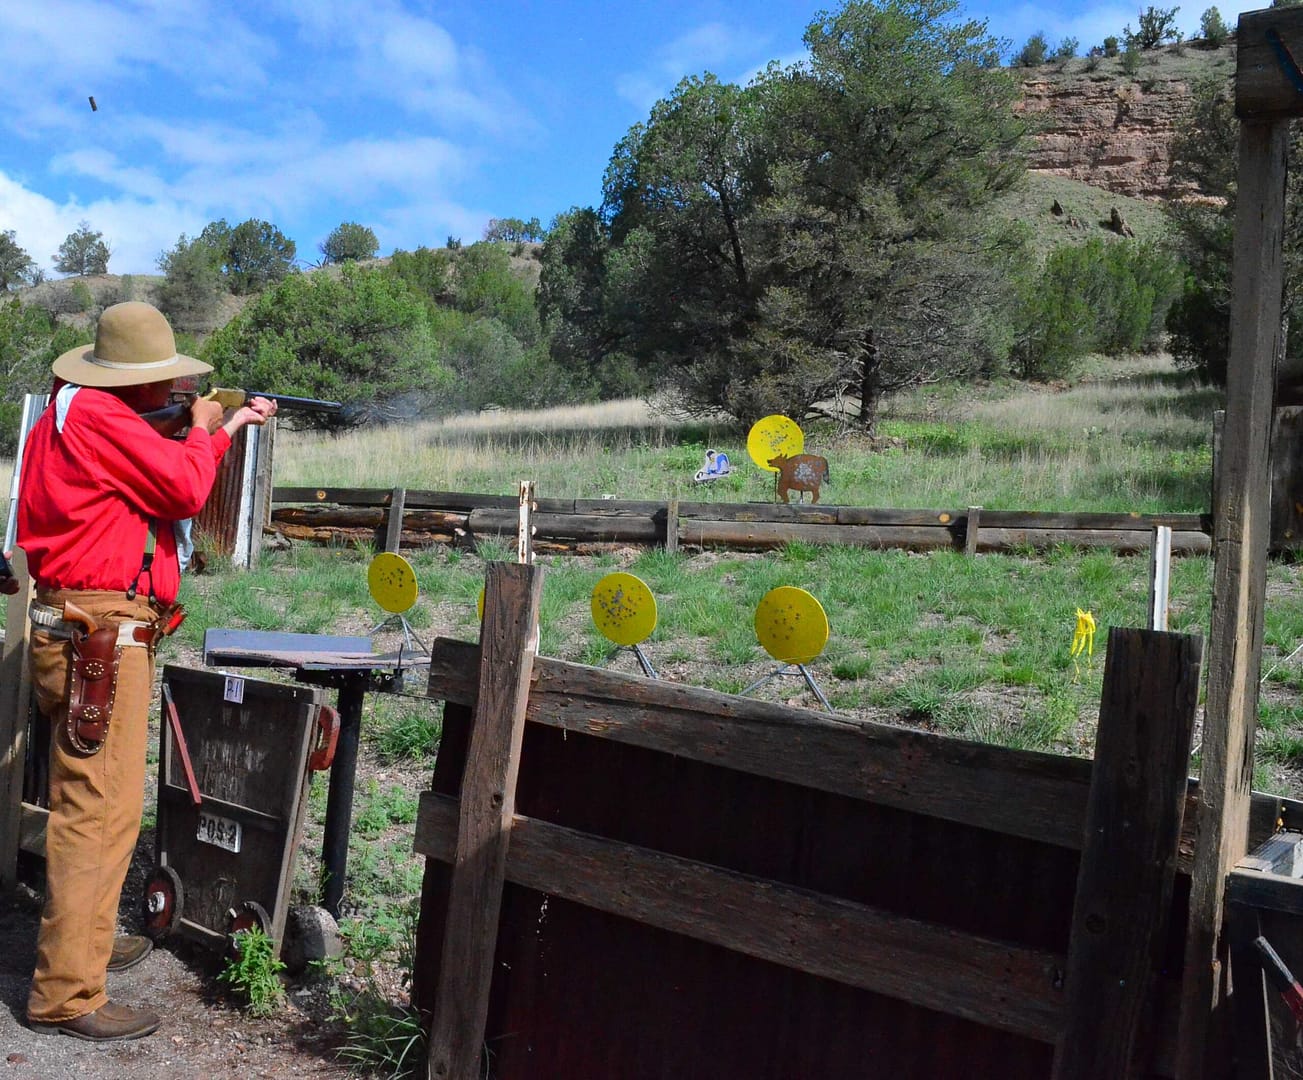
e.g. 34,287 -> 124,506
742,663 -> 832,712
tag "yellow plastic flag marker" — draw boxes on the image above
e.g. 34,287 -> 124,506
591,572 -> 658,647
1070,607 -> 1096,680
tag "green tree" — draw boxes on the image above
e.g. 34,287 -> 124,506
320,222 -> 380,264
201,264 -> 449,423
449,242 -> 543,347
156,234 -> 225,332
0,230 -> 36,291
1103,35 -> 1120,56
0,300 -> 82,452
1199,7 -> 1229,46
53,221 -> 110,276
195,218 -> 296,294
1125,6 -> 1182,49
483,217 -> 546,243
1052,37 -> 1080,60
1015,32 -> 1049,66
574,0 -> 1029,429
384,246 -> 454,310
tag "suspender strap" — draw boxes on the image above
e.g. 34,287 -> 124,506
127,520 -> 159,603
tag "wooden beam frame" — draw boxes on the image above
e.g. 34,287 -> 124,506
1178,116 -> 1289,1079
425,562 -> 543,1080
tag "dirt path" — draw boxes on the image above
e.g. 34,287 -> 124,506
0,849 -> 356,1079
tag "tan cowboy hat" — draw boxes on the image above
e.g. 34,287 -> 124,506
52,301 -> 212,388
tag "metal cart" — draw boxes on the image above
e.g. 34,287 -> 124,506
142,665 -> 337,953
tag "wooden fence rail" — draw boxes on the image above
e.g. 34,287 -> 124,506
270,486 -> 1212,556
412,571 -> 1280,1077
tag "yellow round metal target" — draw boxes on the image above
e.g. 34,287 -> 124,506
747,415 -> 805,472
368,552 -> 419,614
755,586 -> 829,665
591,572 -> 658,647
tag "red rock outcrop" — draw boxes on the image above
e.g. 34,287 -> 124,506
1016,46 -> 1235,200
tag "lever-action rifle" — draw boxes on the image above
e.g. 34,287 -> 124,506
140,387 -> 343,437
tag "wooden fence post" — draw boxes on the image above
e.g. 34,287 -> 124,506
426,561 -> 543,1080
1052,626 -> 1203,1078
1149,526 -> 1172,631
0,547 -> 34,891
965,506 -> 982,558
384,486 -> 407,554
1177,116 -> 1288,1079
666,498 -> 679,555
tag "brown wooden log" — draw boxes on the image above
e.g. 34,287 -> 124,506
414,793 -> 1065,1043
1052,627 -> 1203,1079
680,519 -> 959,550
976,510 -> 1208,532
272,506 -> 469,530
468,508 -> 661,543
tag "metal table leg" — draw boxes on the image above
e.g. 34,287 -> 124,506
320,673 -> 366,918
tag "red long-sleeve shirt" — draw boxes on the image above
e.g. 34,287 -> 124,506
16,388 -> 231,605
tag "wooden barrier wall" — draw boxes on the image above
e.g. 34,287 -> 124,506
411,563 -> 1247,1079
270,486 -> 1212,556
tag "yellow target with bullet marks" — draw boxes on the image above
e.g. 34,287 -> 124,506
368,552 -> 419,614
747,415 -> 804,472
591,572 -> 658,647
755,586 -> 829,665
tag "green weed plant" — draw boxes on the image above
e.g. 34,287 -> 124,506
219,925 -> 286,1017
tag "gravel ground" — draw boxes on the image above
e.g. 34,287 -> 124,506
0,848 -> 355,1079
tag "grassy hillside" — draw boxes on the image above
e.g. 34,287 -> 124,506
992,172 -> 1173,261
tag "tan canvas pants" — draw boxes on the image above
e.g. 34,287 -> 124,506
26,589 -> 156,1023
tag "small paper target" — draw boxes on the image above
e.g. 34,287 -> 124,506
367,552 -> 418,614
747,415 -> 804,472
591,572 -> 658,647
755,586 -> 829,665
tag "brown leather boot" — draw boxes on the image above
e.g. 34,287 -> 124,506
107,934 -> 153,973
29,1000 -> 161,1041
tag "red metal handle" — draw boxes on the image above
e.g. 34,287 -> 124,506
308,704 -> 340,771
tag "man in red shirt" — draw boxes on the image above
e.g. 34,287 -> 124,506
15,301 -> 275,1041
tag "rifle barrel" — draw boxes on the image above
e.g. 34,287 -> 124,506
250,392 -> 343,413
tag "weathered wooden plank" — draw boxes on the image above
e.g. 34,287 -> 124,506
1178,119 -> 1288,1080
1052,628 -> 1203,1079
272,506 -> 468,530
413,793 -> 1066,1043
427,563 -> 543,1080
427,638 -> 1095,849
1228,869 -> 1303,917
1236,7 -> 1303,120
248,416 -> 276,569
384,486 -> 407,553
0,546 -> 33,888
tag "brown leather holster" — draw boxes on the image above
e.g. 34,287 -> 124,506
63,603 -> 121,756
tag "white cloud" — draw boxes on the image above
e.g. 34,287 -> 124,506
616,21 -> 771,112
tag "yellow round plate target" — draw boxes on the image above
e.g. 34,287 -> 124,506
747,415 -> 804,472
367,552 -> 419,614
591,572 -> 658,647
755,586 -> 829,665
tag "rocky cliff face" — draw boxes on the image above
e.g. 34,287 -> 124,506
1016,45 -> 1235,200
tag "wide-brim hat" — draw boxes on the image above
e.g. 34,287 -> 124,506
52,300 -> 212,388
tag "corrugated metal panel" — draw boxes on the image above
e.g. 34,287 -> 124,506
195,427 -> 247,556
416,703 -> 1119,1079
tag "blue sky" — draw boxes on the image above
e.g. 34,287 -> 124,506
0,0 -> 1265,276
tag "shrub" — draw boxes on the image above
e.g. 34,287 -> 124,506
1121,40 -> 1143,75
1103,35 -> 1120,56
1052,37 -> 1079,61
219,925 -> 286,1017
1012,238 -> 1183,379
1125,6 -> 1182,50
1015,32 -> 1048,66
